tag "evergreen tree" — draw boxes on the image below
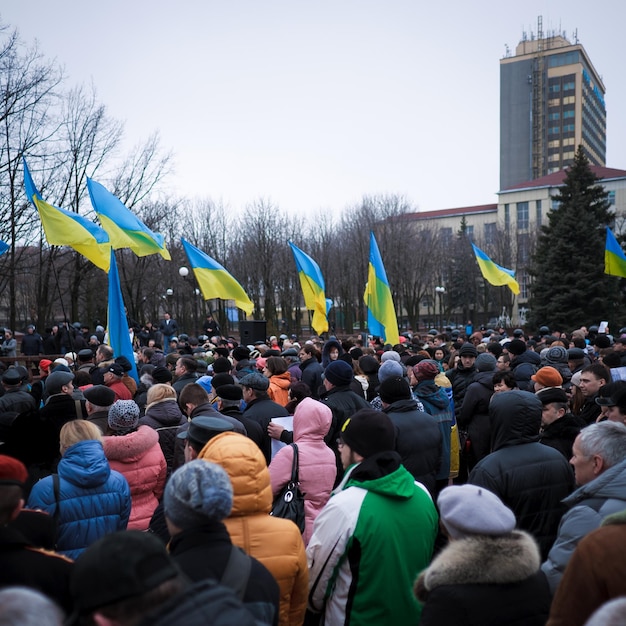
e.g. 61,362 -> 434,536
528,146 -> 614,330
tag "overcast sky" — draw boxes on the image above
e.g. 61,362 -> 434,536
2,1 -> 626,216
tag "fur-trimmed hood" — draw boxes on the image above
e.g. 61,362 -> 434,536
415,530 -> 540,601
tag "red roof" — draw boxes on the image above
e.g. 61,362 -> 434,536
502,166 -> 626,192
398,203 -> 497,221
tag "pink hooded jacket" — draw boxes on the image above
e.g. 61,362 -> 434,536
269,397 -> 337,545
103,425 -> 167,530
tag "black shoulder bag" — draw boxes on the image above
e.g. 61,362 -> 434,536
270,443 -> 306,533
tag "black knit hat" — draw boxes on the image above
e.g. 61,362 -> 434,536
71,531 -> 180,615
378,377 -> 412,404
458,343 -> 478,358
324,360 -> 353,386
216,383 -> 243,401
340,409 -> 396,457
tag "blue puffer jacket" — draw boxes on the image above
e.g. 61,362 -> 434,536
27,439 -> 131,559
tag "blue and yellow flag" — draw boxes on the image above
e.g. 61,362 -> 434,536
471,243 -> 520,295
605,227 -> 626,278
87,178 -> 171,260
288,242 -> 329,334
0,240 -> 9,256
107,249 -> 139,383
23,159 -> 111,271
181,238 -> 254,315
364,232 -> 399,345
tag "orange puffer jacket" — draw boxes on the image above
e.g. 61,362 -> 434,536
199,432 -> 308,626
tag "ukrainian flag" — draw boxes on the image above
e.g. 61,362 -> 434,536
23,159 -> 111,271
364,232 -> 399,345
181,238 -> 254,316
288,242 -> 329,334
0,240 -> 8,256
87,178 -> 171,260
605,227 -> 626,278
471,243 -> 520,295
107,249 -> 139,383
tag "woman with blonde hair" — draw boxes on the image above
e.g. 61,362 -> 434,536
138,383 -> 187,474
27,420 -> 130,559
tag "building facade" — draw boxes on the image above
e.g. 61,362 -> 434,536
500,19 -> 606,190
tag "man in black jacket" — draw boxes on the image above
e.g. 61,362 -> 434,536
164,460 -> 279,625
537,386 -> 585,459
468,390 -> 575,559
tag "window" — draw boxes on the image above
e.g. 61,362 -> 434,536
551,196 -> 560,211
517,202 -> 529,230
484,222 -> 497,245
504,204 -> 510,228
536,200 -> 542,227
466,225 -> 474,242
440,227 -> 453,246
609,191 -> 616,206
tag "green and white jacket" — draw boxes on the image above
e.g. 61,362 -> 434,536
306,452 -> 438,625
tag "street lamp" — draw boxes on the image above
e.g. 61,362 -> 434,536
435,286 -> 446,331
178,266 -> 200,334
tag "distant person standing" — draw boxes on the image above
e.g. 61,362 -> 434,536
202,313 -> 221,339
159,312 -> 178,354
20,325 -> 44,356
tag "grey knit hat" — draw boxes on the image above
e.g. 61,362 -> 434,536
377,360 -> 404,383
107,400 -> 140,434
545,346 -> 568,365
437,484 -> 516,539
475,353 -> 497,372
164,460 -> 233,530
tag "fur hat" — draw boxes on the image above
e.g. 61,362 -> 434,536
232,346 -> 251,362
531,366 -> 563,388
216,384 -> 243,401
211,357 -> 232,374
537,386 -> 568,405
340,409 -> 395,458
507,339 -> 527,356
438,485 -> 516,539
358,355 -> 379,375
324,360 -> 353,387
107,400 -> 140,434
211,373 -> 235,391
475,353 -> 497,372
152,366 -> 173,384
164,460 -> 233,530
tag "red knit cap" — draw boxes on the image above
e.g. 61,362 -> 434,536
0,455 -> 28,486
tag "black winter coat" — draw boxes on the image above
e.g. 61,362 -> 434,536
383,398 -> 441,495
458,370 -> 494,462
510,350 -> 541,391
446,363 -> 475,418
540,412 -> 586,460
299,358 -> 324,400
169,522 -> 280,626
468,390 -> 575,559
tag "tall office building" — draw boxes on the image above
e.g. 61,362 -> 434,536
500,17 -> 606,190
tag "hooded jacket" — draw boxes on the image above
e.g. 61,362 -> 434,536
416,531 -> 550,626
307,452 -> 438,625
541,457 -> 626,594
199,432 -> 308,626
509,349 -> 541,391
446,361 -> 475,418
299,357 -> 324,400
269,398 -> 336,545
103,425 -> 167,530
138,398 -> 187,472
382,398 -> 441,495
468,391 -> 575,559
321,339 -> 344,368
27,439 -> 131,559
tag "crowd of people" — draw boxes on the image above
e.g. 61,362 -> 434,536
1,316 -> 626,624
